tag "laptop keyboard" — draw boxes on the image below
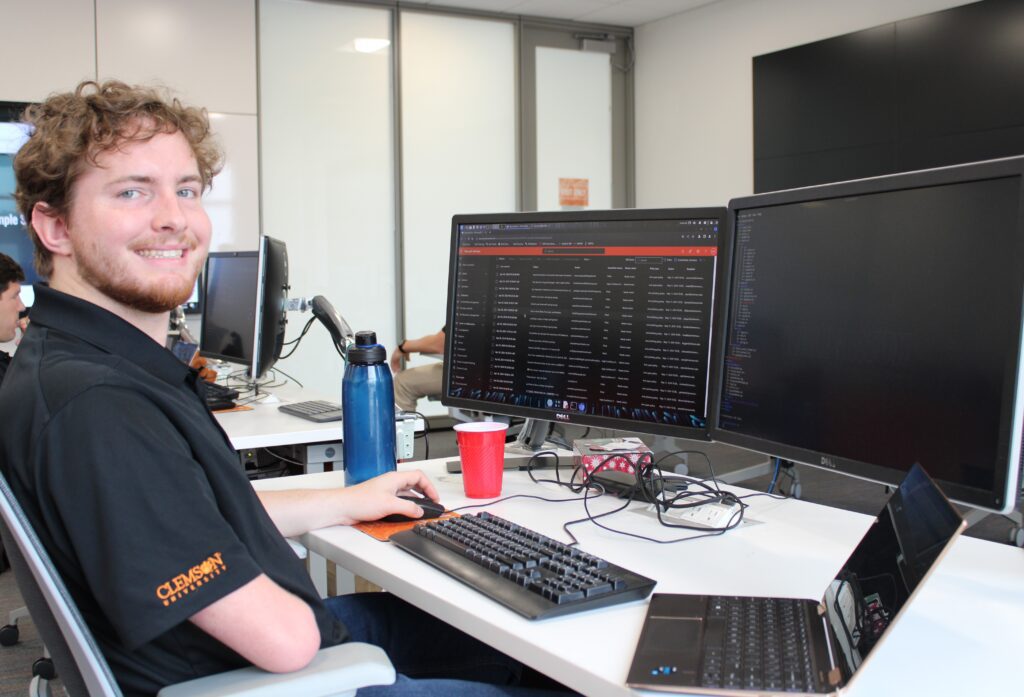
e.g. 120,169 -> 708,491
390,512 -> 656,620
701,596 -> 816,692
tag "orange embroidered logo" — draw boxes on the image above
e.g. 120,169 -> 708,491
155,552 -> 227,607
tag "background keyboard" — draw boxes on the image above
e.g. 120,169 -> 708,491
390,512 -> 656,620
202,381 -> 239,410
278,400 -> 343,422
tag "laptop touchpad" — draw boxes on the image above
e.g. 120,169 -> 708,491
640,618 -> 702,668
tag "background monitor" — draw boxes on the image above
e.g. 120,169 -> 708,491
0,101 -> 36,306
182,275 -> 203,315
200,235 -> 288,381
443,208 -> 728,440
711,156 -> 1024,513
200,250 -> 257,371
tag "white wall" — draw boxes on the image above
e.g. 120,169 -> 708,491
96,0 -> 257,115
634,0 -> 975,208
0,0 -> 95,103
535,47 -> 612,211
259,0 -> 396,398
399,10 -> 517,413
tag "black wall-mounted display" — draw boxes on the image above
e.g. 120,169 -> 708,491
754,0 -> 1024,192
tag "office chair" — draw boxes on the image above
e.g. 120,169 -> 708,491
0,470 -> 395,697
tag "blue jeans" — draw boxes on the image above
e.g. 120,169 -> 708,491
324,593 -> 575,696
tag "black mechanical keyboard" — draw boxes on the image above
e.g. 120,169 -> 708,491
278,400 -> 343,423
389,512 -> 656,620
700,596 -> 817,692
202,381 -> 239,410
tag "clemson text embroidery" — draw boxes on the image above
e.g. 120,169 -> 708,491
155,552 -> 226,607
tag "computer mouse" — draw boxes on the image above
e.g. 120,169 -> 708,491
378,495 -> 446,523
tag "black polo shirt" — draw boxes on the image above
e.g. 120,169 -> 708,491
0,285 -> 346,696
0,351 -> 10,384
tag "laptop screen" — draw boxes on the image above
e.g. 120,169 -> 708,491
824,464 -> 964,673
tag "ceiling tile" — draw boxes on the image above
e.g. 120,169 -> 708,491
581,0 -> 719,27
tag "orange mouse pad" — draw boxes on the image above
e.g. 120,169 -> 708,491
354,511 -> 460,541
211,404 -> 254,414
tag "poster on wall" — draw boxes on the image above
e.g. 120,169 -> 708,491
558,177 -> 589,208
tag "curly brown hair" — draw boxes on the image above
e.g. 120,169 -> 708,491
13,80 -> 223,277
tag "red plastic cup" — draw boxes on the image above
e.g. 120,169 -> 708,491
454,422 -> 508,498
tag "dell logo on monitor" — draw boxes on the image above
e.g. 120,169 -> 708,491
554,413 -> 571,422
821,456 -> 836,468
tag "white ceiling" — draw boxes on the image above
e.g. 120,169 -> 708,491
409,0 -> 719,28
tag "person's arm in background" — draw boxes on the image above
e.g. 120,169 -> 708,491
390,328 -> 446,373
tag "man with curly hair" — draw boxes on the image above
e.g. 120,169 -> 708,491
0,81 -> 563,697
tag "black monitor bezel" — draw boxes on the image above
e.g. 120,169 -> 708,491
199,249 -> 258,371
710,156 -> 1024,513
442,207 -> 731,441
182,273 -> 204,315
253,235 -> 288,380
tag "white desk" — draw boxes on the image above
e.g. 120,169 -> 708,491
281,458 -> 1023,697
215,383 -> 343,469
216,382 -> 424,470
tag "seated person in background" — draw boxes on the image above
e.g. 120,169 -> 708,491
0,252 -> 27,383
0,81 -> 567,697
390,326 -> 445,412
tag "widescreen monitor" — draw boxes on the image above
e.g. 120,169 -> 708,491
0,101 -> 36,307
200,236 -> 288,380
443,208 -> 728,440
711,156 -> 1024,513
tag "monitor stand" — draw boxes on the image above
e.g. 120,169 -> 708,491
444,419 -> 555,473
505,418 -> 554,456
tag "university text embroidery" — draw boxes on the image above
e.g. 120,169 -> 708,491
155,552 -> 226,607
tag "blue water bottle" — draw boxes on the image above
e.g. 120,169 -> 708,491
342,331 -> 397,485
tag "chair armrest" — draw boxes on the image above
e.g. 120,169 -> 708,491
286,537 -> 308,559
156,642 -> 395,697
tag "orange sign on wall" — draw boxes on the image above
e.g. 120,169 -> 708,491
558,177 -> 589,207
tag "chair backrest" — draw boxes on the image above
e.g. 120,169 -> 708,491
0,470 -> 122,697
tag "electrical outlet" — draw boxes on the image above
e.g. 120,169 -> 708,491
650,499 -> 742,528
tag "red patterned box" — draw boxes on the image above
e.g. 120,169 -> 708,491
573,437 -> 653,477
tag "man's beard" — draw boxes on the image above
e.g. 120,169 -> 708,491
74,236 -> 201,314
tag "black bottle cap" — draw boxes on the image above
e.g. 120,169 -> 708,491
348,330 -> 386,364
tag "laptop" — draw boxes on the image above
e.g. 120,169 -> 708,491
626,464 -> 965,695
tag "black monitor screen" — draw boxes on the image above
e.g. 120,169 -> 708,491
444,208 -> 727,438
713,158 -> 1024,512
200,251 -> 257,369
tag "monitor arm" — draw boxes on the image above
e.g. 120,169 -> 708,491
169,306 -> 198,345
286,295 -> 354,353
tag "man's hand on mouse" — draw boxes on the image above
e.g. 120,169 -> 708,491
334,470 -> 439,525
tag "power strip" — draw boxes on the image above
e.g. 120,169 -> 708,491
644,499 -> 743,529
395,418 -> 416,460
